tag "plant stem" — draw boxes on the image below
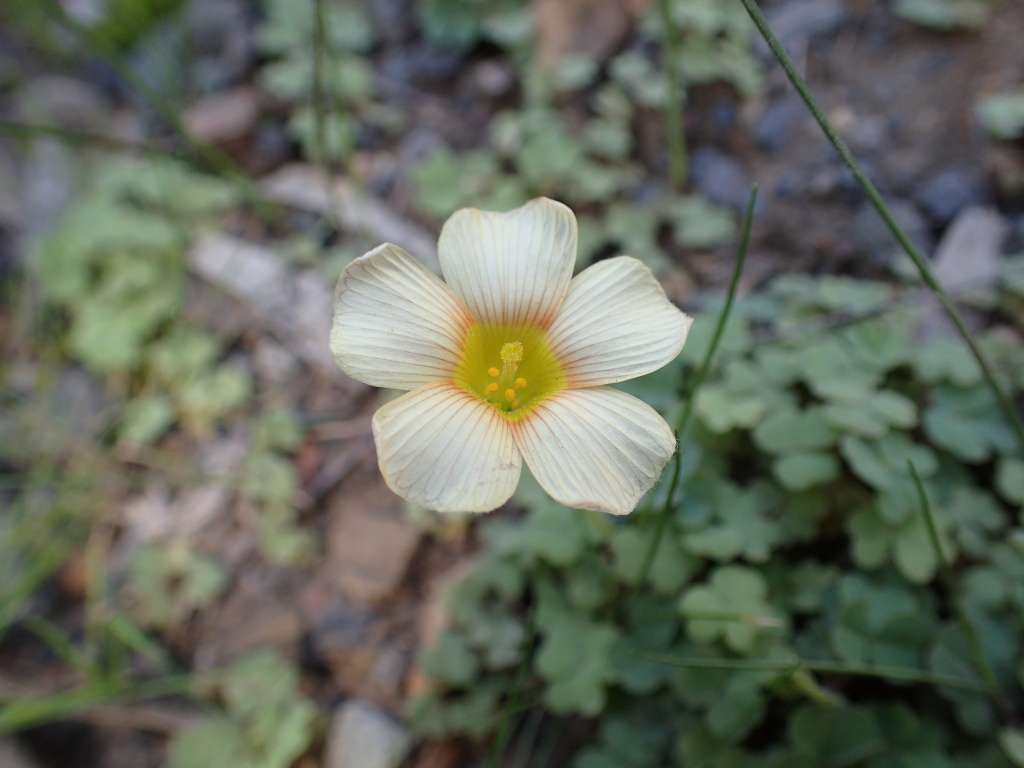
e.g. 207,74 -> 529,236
635,185 -> 757,588
738,0 -> 1024,455
659,0 -> 688,187
485,614 -> 538,768
634,651 -> 989,694
908,462 -> 1014,719
36,0 -> 279,222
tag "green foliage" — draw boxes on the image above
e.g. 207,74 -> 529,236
258,0 -> 393,161
410,270 -> 1024,766
125,541 -> 227,630
408,0 -> 758,268
417,0 -> 531,50
893,0 -> 992,30
976,92 -> 1024,141
168,651 -> 318,768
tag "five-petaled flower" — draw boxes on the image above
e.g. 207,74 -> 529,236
330,197 -> 693,515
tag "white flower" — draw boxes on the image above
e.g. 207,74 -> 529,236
330,197 -> 693,514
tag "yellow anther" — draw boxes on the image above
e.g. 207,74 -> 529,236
487,367 -> 500,378
512,400 -> 520,408
515,377 -> 527,389
500,341 -> 524,363
484,382 -> 499,395
504,389 -> 516,402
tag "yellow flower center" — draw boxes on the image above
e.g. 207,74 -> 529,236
453,322 -> 568,421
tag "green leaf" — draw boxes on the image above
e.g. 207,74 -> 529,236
894,0 -> 990,30
119,395 -> 175,445
684,483 -> 784,562
787,705 -> 886,767
670,195 -> 736,250
612,528 -> 696,593
773,453 -> 839,491
753,407 -> 836,454
999,728 -> 1024,767
421,631 -> 480,686
977,92 -> 1024,140
535,585 -> 619,716
915,338 -> 982,386
679,565 -> 780,654
841,436 -> 893,489
169,716 -> 246,768
996,458 -> 1024,506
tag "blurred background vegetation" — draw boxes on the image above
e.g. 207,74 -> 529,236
1,0 -> 1023,767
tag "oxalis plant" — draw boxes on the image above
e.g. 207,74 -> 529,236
327,4 -> 1024,768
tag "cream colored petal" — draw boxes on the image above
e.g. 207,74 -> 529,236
438,197 -> 577,328
374,382 -> 522,513
331,243 -> 472,389
546,256 -> 693,388
513,387 -> 675,515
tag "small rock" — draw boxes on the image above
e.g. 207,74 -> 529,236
184,87 -> 261,143
0,739 -> 40,768
368,0 -> 416,45
379,43 -> 464,87
689,146 -> 752,211
122,483 -> 175,545
53,366 -> 111,440
852,199 -> 933,265
761,0 -> 846,49
194,586 -> 304,667
473,60 -> 516,98
1006,214 -> 1024,254
325,700 -> 411,768
532,0 -> 635,70
916,166 -> 989,226
253,338 -> 300,386
311,601 -> 377,656
754,98 -> 796,154
932,207 -> 1008,291
326,476 -> 421,605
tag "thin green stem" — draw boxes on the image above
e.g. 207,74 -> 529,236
36,0 -> 279,222
659,0 -> 688,187
486,614 -> 538,768
738,0 -> 1024,455
634,186 -> 757,588
0,675 -> 195,734
908,462 -> 1014,718
634,651 -> 988,694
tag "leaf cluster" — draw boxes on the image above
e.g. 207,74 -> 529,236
411,270 -> 1024,767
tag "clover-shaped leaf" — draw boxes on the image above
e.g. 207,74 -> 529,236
924,385 -> 1017,463
535,584 -> 619,716
996,458 -> 1024,507
786,705 -> 886,767
679,566 -> 780,653
612,527 -> 696,593
684,483 -> 783,563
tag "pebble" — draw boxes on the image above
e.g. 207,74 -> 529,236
754,98 -> 796,154
852,199 -> 933,266
931,207 -> 1008,291
326,476 -> 421,605
916,166 -> 990,226
1006,215 -> 1024,254
689,146 -> 752,211
0,738 -> 41,768
379,43 -> 464,88
325,700 -> 411,768
758,0 -> 846,54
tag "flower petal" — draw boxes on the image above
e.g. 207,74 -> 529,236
546,256 -> 693,388
438,197 -> 577,328
374,381 -> 522,513
331,243 -> 473,389
512,386 -> 675,515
